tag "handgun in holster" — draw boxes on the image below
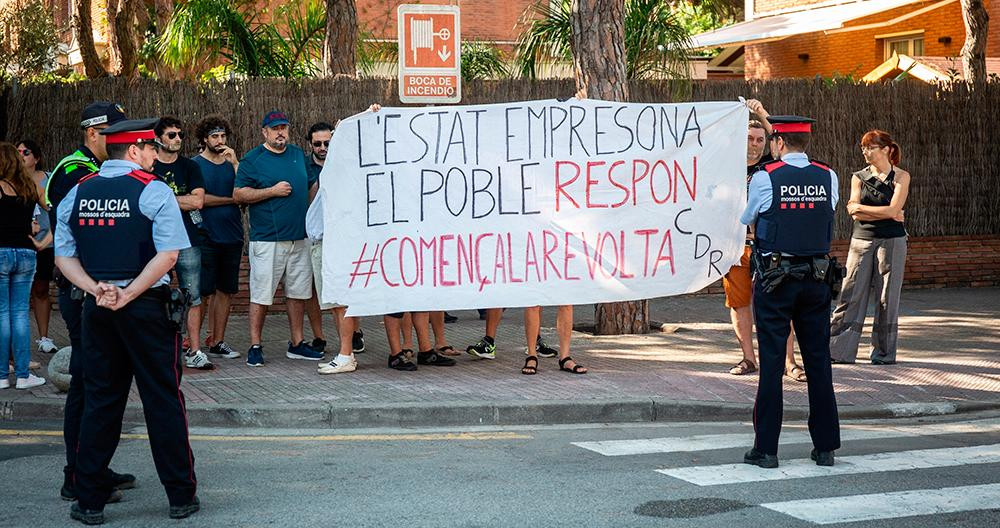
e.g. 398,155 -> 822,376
166,288 -> 192,332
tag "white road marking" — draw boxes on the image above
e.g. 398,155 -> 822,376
573,417 -> 1000,456
656,443 -> 1000,486
760,483 -> 1000,525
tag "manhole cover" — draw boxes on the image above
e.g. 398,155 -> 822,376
635,498 -> 750,519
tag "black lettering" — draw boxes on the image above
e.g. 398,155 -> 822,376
505,106 -> 523,162
694,233 -> 711,259
366,172 -> 387,226
443,112 -> 468,165
594,105 -> 614,156
358,120 -> 377,168
683,106 -> 703,147
548,106 -> 568,158
419,169 -> 444,222
409,113 -> 430,163
467,109 -> 486,164
429,111 -> 448,164
445,167 -> 468,217
614,106 -> 634,153
383,114 -> 405,165
673,208 -> 692,235
520,162 -> 541,215
708,249 -> 723,277
636,106 -> 656,151
471,168 -> 496,219
569,105 -> 591,157
662,106 -> 680,148
527,106 -> 547,159
390,170 -> 408,223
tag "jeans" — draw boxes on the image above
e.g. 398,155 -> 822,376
175,246 -> 202,306
0,248 -> 37,379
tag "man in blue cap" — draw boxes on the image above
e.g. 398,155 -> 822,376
233,110 -> 323,366
740,115 -> 841,469
55,117 -> 200,524
47,101 -> 137,503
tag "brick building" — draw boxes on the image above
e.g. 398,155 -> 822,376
693,0 -> 1000,80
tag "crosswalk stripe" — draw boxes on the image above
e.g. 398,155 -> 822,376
574,418 -> 1000,456
656,443 -> 1000,486
760,483 -> 1000,525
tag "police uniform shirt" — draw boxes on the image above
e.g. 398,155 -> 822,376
740,152 -> 839,226
54,159 -> 191,287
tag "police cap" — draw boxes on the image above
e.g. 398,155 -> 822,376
100,118 -> 162,146
767,115 -> 816,134
80,102 -> 128,129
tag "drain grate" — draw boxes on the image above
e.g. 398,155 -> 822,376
634,498 -> 750,519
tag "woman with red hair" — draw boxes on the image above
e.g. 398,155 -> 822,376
830,130 -> 910,364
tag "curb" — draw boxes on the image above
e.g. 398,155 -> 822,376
4,397 -> 1000,429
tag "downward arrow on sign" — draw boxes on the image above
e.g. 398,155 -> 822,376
437,46 -> 451,62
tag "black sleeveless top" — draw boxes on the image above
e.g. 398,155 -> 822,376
852,167 -> 907,240
0,189 -> 35,250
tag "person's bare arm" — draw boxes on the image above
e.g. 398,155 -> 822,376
746,99 -> 772,136
233,182 -> 290,205
55,256 -> 102,296
852,170 -> 910,221
176,188 -> 205,211
203,193 -> 235,207
30,231 -> 53,250
105,251 -> 179,310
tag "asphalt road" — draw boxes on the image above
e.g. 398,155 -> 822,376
2,412 -> 1000,527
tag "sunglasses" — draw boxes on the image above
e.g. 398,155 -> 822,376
312,140 -> 330,148
165,131 -> 186,140
18,148 -> 32,156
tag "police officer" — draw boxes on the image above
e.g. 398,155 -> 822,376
47,101 -> 137,501
54,118 -> 200,524
739,116 -> 841,468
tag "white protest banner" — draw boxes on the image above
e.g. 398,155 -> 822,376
321,99 -> 748,316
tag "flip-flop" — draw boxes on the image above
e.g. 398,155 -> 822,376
785,365 -> 807,382
437,345 -> 461,356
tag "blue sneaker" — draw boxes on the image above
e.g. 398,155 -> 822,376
246,345 -> 264,367
287,340 -> 324,361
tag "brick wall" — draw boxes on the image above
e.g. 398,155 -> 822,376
227,235 -> 1000,312
746,0 -> 1000,79
754,0 -> 829,16
355,0 -> 536,43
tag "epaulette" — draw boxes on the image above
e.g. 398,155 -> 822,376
127,169 -> 157,185
78,173 -> 100,184
810,160 -> 832,171
763,160 -> 787,172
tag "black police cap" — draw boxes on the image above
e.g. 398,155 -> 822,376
80,102 -> 128,129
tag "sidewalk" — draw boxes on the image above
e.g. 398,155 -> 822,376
3,288 -> 999,428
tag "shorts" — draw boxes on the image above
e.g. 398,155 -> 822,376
249,239 -> 313,305
722,245 -> 753,309
175,246 -> 202,306
200,241 -> 242,296
310,241 -> 344,310
34,247 -> 55,282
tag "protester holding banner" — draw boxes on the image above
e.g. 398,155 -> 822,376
304,121 -> 335,353
233,110 -> 322,367
830,130 -> 909,365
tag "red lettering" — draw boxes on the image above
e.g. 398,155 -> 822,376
439,234 -> 456,287
607,160 -> 629,208
419,237 -> 437,286
524,232 -> 541,282
585,161 -> 608,208
493,235 -> 508,285
542,230 -> 562,280
618,230 -> 634,279
456,234 -> 475,286
379,237 -> 400,287
649,160 -> 672,205
474,233 -> 494,287
399,237 -> 420,287
563,232 -> 580,281
506,233 -> 523,283
653,229 -> 675,276
554,161 -> 581,212
597,232 -> 619,278
676,157 -> 697,202
631,160 -> 650,206
634,229 -> 658,277
579,232 -> 599,279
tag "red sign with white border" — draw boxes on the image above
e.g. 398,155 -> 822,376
397,4 -> 461,104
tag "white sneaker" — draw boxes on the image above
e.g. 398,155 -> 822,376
185,350 -> 215,370
208,341 -> 241,359
15,373 -> 46,390
0,378 -> 9,389
37,337 -> 58,353
318,355 -> 357,375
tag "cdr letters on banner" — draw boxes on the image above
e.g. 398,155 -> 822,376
323,98 -> 748,316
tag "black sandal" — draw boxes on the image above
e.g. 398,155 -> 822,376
522,356 -> 538,375
558,356 -> 587,374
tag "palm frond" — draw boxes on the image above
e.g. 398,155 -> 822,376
513,0 -> 573,80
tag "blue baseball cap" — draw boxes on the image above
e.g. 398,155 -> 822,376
261,110 -> 290,128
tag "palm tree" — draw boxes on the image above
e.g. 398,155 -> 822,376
515,0 -> 695,80
157,0 -> 326,79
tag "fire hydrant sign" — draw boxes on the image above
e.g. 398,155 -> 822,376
397,4 -> 461,104
321,99 -> 749,316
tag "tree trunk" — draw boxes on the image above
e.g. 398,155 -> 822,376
152,0 -> 175,79
959,0 -> 990,85
106,0 -> 143,79
323,0 -> 358,77
570,0 -> 646,335
75,0 -> 107,78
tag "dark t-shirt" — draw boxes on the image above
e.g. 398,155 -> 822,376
306,157 -> 323,187
747,153 -> 774,183
0,193 -> 35,249
153,156 -> 205,245
852,168 -> 907,240
193,154 -> 244,245
234,144 -> 312,242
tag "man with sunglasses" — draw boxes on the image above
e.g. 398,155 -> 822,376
46,101 -> 137,504
153,117 -> 213,371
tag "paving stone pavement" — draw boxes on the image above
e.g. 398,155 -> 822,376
6,287 -> 999,416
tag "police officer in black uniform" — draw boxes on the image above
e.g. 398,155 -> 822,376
47,102 -> 137,501
739,116 -> 841,468
54,118 -> 200,524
